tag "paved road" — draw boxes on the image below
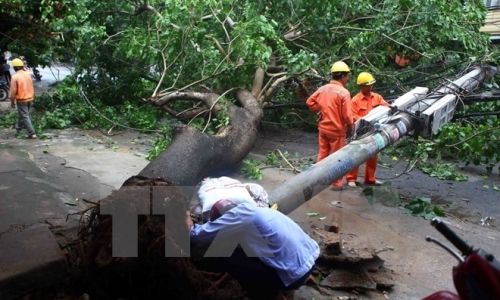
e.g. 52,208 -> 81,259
1,63 -> 499,299
39,64 -> 72,78
252,128 -> 500,299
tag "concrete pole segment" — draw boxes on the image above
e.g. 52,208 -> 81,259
269,65 -> 494,215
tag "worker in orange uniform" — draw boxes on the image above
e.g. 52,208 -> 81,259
10,58 -> 36,139
306,61 -> 353,190
346,72 -> 389,187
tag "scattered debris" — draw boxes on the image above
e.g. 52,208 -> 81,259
373,246 -> 395,255
324,222 -> 340,233
329,247 -> 377,265
479,216 -> 494,226
310,229 -> 342,255
331,201 -> 343,208
367,266 -> 395,290
320,268 -> 377,290
8,223 -> 27,232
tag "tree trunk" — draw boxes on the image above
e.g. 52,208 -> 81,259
139,89 -> 263,188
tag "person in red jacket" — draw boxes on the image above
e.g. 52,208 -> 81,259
346,72 -> 389,186
306,61 -> 353,190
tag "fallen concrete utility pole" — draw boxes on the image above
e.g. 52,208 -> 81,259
269,64 -> 495,215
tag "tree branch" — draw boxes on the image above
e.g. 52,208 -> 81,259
251,67 -> 265,98
153,91 -> 220,108
259,75 -> 290,105
201,88 -> 235,133
445,126 -> 500,148
381,33 -> 431,59
205,35 -> 229,63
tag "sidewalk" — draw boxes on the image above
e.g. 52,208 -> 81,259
0,126 -> 151,299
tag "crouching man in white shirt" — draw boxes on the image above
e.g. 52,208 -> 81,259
187,199 -> 320,300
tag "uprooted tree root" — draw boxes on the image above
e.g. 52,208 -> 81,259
72,176 -> 243,300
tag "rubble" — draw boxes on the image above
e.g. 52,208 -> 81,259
367,266 -> 395,290
324,222 -> 340,233
320,268 -> 377,290
306,221 -> 395,298
310,229 -> 342,256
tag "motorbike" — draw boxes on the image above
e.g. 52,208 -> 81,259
423,218 -> 500,300
33,67 -> 42,82
0,78 -> 9,102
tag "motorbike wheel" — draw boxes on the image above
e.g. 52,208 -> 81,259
0,87 -> 8,102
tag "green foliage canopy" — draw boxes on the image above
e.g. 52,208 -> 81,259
2,0 -> 499,167
1,0 -> 494,103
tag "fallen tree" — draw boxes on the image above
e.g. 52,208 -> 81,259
75,89 -> 264,299
16,1 -> 493,298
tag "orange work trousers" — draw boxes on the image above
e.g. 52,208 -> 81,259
317,131 -> 346,188
346,155 -> 378,184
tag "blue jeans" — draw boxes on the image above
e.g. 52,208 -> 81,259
16,101 -> 35,135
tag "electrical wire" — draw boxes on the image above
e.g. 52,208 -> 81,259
375,60 -> 469,95
453,111 -> 500,119
349,63 -> 494,181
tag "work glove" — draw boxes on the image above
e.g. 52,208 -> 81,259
346,125 -> 354,138
346,125 -> 354,143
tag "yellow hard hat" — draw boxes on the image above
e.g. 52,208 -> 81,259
12,58 -> 24,67
357,72 -> 376,85
330,61 -> 350,73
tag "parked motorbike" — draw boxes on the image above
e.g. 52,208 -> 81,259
0,78 -> 9,102
33,67 -> 42,82
423,218 -> 500,300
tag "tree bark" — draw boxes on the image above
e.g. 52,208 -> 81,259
139,89 -> 262,188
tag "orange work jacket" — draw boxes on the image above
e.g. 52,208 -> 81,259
10,69 -> 35,103
351,92 -> 389,121
306,80 -> 353,137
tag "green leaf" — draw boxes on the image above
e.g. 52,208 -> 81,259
424,213 -> 436,220
362,187 -> 374,196
433,206 -> 446,216
319,217 -> 326,220
64,199 -> 78,206
307,212 -> 319,217
412,209 -> 426,217
417,196 -> 431,203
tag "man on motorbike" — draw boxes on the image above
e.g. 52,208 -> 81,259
3,59 -> 11,84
